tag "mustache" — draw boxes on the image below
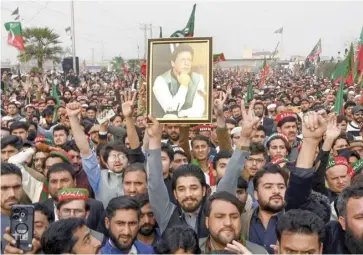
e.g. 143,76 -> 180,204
182,198 -> 198,203
118,234 -> 132,240
269,195 -> 283,201
141,223 -> 154,229
219,227 -> 235,233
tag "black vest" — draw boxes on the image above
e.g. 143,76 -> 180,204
165,202 -> 209,238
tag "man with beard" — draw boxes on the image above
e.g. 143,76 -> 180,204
63,140 -> 95,198
147,100 -> 260,238
199,191 -> 267,253
241,110 -> 329,254
136,193 -> 160,246
1,163 -> 23,253
323,184 -> 363,254
276,112 -> 301,161
63,89 -> 73,103
163,124 -> 181,146
41,218 -> 101,254
347,106 -> 363,139
53,125 -> 70,147
101,196 -> 154,254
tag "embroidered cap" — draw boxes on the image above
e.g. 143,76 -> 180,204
276,112 -> 296,125
326,156 -> 348,170
58,188 -> 89,202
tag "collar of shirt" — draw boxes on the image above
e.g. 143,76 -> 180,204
252,207 -> 283,223
182,205 -> 201,218
108,169 -> 123,177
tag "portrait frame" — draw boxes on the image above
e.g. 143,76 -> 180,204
147,37 -> 213,124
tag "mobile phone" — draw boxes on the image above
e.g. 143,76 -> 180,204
10,205 -> 34,252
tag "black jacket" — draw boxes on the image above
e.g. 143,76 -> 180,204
41,198 -> 104,230
262,117 -> 274,136
323,221 -> 350,254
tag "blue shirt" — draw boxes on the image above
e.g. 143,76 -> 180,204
249,208 -> 282,254
101,239 -> 154,254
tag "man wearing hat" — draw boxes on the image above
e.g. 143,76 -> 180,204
350,140 -> 363,158
275,112 -> 301,161
347,105 -> 363,139
56,188 -> 104,242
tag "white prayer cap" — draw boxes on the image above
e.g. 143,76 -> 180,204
81,104 -> 89,108
11,75 -> 18,79
323,89 -> 330,94
348,91 -> 355,95
276,86 -> 280,89
231,127 -> 242,136
1,116 -> 13,121
354,95 -> 361,99
267,104 -> 277,110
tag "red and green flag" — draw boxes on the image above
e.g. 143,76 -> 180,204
171,4 -> 196,37
331,43 -> 355,86
258,58 -> 269,89
333,77 -> 344,115
355,27 -> 363,87
213,53 -> 226,64
308,39 -> 322,61
4,22 -> 24,50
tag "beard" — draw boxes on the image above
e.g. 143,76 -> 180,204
107,228 -> 137,252
138,223 -> 155,236
260,196 -> 285,213
180,197 -> 202,213
169,134 -> 179,141
161,132 -> 169,140
210,227 -> 239,247
345,225 -> 363,254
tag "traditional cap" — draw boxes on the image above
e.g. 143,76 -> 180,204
2,116 -> 13,121
326,156 -> 348,170
301,97 -> 310,103
34,135 -> 54,146
81,104 -> 89,108
350,140 -> 363,149
275,112 -> 296,125
25,104 -> 35,109
58,188 -> 89,202
352,159 -> 363,173
193,125 -> 213,132
50,149 -> 72,164
172,145 -> 188,157
231,127 -> 242,136
267,104 -> 277,110
265,133 -> 289,148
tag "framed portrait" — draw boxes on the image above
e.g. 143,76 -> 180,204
147,37 -> 213,124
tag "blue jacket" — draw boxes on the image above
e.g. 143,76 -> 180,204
101,239 -> 154,254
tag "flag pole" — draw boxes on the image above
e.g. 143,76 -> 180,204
280,32 -> 284,60
70,0 -> 77,74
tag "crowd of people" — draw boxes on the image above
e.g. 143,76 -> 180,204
1,61 -> 363,254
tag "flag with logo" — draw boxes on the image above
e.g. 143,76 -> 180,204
171,4 -> 196,37
258,58 -> 269,89
308,39 -> 322,61
4,22 -> 24,50
213,53 -> 226,64
333,78 -> 344,115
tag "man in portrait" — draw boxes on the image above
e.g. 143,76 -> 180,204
152,43 -> 206,118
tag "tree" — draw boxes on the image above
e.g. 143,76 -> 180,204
110,56 -> 124,72
17,27 -> 63,70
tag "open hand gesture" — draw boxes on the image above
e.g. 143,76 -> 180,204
121,91 -> 137,118
240,99 -> 260,139
66,102 -> 81,117
325,113 -> 341,140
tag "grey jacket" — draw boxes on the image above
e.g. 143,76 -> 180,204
147,148 -> 250,234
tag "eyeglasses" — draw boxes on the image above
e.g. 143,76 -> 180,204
109,154 -> 127,161
247,158 -> 265,164
60,208 -> 85,217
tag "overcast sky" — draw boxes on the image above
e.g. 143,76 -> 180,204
1,0 -> 363,63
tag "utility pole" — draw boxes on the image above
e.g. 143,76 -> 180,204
70,0 -> 77,74
149,24 -> 153,38
140,23 -> 148,59
137,45 -> 140,59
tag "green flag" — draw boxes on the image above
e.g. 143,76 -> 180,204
245,78 -> 253,106
333,78 -> 344,115
4,22 -> 24,50
331,43 -> 355,86
171,4 -> 196,37
308,39 -> 322,61
51,81 -> 61,122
